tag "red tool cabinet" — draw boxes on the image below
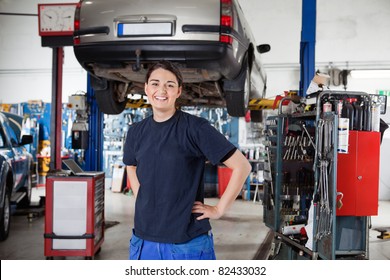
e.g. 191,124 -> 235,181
217,166 -> 232,198
44,173 -> 105,259
336,131 -> 380,216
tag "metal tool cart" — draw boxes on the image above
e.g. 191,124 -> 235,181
263,91 -> 386,260
44,172 -> 105,260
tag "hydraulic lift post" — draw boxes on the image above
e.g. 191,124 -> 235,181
49,47 -> 64,170
84,74 -> 104,172
299,0 -> 317,97
38,3 -> 79,171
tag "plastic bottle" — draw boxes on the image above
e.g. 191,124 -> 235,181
352,98 -> 363,131
341,98 -> 354,130
371,102 -> 380,132
322,96 -> 332,113
337,100 -> 343,117
362,99 -> 372,131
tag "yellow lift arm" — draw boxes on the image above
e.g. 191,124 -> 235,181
125,92 -> 300,111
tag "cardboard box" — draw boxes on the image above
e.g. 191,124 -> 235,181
111,164 -> 125,192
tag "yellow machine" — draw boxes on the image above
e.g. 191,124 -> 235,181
376,228 -> 390,239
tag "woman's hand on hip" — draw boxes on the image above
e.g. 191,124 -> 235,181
192,201 -> 223,220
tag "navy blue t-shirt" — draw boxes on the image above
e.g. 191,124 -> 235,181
123,110 -> 235,243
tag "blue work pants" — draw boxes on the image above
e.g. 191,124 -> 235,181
129,231 -> 216,260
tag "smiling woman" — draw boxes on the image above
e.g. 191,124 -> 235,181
144,62 -> 183,122
122,61 -> 251,260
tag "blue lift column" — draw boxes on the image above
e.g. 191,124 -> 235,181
84,74 -> 104,172
299,0 -> 317,97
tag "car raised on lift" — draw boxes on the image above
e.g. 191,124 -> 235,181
73,0 -> 270,118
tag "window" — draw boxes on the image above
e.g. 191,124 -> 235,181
0,127 -> 6,148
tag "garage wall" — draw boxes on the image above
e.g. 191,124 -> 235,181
240,0 -> 390,96
1,0 -> 390,199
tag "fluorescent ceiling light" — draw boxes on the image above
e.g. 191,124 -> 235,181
350,69 -> 390,79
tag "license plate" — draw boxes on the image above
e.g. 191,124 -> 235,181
118,22 -> 173,36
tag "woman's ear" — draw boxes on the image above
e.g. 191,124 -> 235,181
144,82 -> 149,95
177,86 -> 182,98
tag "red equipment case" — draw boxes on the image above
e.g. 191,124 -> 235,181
336,131 -> 381,216
44,173 -> 105,259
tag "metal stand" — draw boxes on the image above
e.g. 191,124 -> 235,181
263,91 -> 380,260
49,47 -> 64,170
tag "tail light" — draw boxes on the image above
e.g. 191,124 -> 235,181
220,0 -> 233,44
73,2 -> 82,45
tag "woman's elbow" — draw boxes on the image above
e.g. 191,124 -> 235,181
243,160 -> 252,176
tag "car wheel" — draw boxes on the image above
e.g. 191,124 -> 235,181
94,80 -> 127,115
224,57 -> 251,117
0,191 -> 11,241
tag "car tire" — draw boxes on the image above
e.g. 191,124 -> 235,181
94,80 -> 127,115
224,56 -> 251,117
0,191 -> 11,241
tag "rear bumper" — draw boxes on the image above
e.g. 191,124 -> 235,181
74,41 -> 243,80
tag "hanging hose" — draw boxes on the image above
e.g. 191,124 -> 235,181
314,118 -> 334,240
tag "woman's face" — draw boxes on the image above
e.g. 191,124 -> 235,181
145,68 -> 182,112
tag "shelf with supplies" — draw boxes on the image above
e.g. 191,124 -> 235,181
263,91 -> 385,260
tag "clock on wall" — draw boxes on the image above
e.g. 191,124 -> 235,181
38,3 -> 78,36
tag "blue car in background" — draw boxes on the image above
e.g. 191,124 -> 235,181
0,111 -> 36,241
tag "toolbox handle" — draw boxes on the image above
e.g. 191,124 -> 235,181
44,233 -> 94,240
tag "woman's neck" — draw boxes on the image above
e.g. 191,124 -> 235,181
152,107 -> 176,122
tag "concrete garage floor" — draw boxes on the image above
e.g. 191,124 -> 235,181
0,184 -> 269,260
0,183 -> 389,260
